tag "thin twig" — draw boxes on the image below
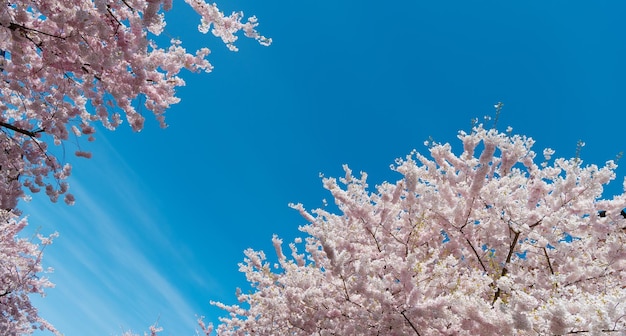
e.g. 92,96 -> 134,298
542,247 -> 554,275
400,310 -> 421,336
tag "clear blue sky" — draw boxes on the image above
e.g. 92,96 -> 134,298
23,1 -> 626,335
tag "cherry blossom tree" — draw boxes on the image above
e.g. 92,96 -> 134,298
0,0 -> 268,334
0,209 -> 57,335
213,124 -> 626,335
0,0 -> 270,210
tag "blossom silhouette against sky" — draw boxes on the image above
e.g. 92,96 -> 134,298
23,1 -> 626,335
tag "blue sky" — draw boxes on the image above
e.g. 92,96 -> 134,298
22,1 -> 626,335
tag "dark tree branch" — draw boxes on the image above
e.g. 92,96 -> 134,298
598,210 -> 626,219
7,23 -> 65,39
400,310 -> 421,336
465,237 -> 487,273
564,328 -> 623,334
362,218 -> 382,253
0,121 -> 42,138
529,219 -> 543,228
493,229 -> 520,305
543,247 -> 554,275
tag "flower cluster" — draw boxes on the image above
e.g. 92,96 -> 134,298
0,209 -> 57,335
0,1 -> 268,333
214,125 -> 626,335
0,0 -> 269,210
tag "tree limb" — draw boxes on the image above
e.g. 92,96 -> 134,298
0,121 -> 41,138
400,310 -> 421,336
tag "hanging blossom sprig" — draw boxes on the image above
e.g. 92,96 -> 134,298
0,0 -> 270,210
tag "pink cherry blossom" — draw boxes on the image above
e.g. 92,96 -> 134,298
0,1 -> 268,334
0,0 -> 269,212
213,124 -> 626,335
0,209 -> 57,335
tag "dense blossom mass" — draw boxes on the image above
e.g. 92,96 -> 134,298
0,0 -> 267,334
0,210 -> 56,335
214,125 -> 626,335
0,0 -> 269,211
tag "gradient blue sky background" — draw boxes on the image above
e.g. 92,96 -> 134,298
22,1 -> 626,335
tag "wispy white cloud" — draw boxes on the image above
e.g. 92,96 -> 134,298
23,133 -> 217,335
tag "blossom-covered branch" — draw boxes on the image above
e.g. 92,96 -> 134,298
213,125 -> 626,335
0,209 -> 57,334
0,0 -> 269,210
0,1 -> 269,334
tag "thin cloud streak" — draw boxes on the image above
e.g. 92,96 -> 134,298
25,135 -> 211,335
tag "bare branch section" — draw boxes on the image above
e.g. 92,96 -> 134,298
0,122 -> 41,138
543,247 -> 554,275
493,230 -> 521,305
401,310 -> 421,336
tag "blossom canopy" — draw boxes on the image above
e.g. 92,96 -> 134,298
214,125 -> 626,335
